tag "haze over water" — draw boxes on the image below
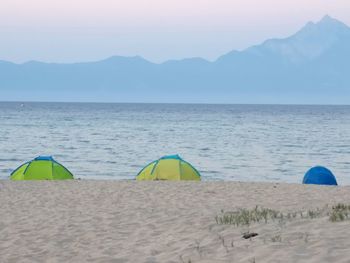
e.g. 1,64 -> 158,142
1,102 -> 350,184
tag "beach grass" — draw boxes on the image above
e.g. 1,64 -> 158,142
215,204 -> 350,226
329,203 -> 350,222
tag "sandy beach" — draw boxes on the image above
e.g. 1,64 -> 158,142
1,181 -> 350,263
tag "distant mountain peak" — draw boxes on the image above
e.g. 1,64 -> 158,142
314,15 -> 349,30
320,14 -> 334,22
305,21 -> 315,27
218,15 -> 350,65
300,15 -> 348,33
319,15 -> 339,24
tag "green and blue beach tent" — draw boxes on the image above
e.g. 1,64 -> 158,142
136,155 -> 201,181
10,156 -> 74,180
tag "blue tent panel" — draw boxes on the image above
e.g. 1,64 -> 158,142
34,156 -> 54,161
303,166 -> 338,186
160,154 -> 182,160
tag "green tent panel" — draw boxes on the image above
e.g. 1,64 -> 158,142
136,155 -> 201,181
11,156 -> 74,180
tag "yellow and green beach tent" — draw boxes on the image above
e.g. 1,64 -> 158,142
10,156 -> 74,180
136,155 -> 201,181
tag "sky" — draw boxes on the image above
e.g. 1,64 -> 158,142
1,0 -> 349,63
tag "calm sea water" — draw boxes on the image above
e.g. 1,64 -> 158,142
1,102 -> 350,184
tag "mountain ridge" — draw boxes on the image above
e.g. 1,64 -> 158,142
1,15 -> 350,104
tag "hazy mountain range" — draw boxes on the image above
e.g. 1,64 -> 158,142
1,15 -> 350,104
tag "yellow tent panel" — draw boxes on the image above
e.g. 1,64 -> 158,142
136,155 -> 201,181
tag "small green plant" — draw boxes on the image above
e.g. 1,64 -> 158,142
329,203 -> 350,222
307,207 -> 323,219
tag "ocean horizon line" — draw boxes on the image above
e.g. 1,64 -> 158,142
1,100 -> 350,107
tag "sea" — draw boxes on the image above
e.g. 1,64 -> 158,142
1,102 -> 350,184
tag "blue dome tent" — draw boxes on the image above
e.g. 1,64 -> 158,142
303,166 -> 338,186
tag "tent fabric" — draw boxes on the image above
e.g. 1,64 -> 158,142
10,156 -> 74,180
303,166 -> 337,186
136,154 -> 201,181
34,156 -> 54,161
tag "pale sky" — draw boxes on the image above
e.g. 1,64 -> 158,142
1,0 -> 349,63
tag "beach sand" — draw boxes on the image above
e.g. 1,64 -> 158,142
1,181 -> 350,263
